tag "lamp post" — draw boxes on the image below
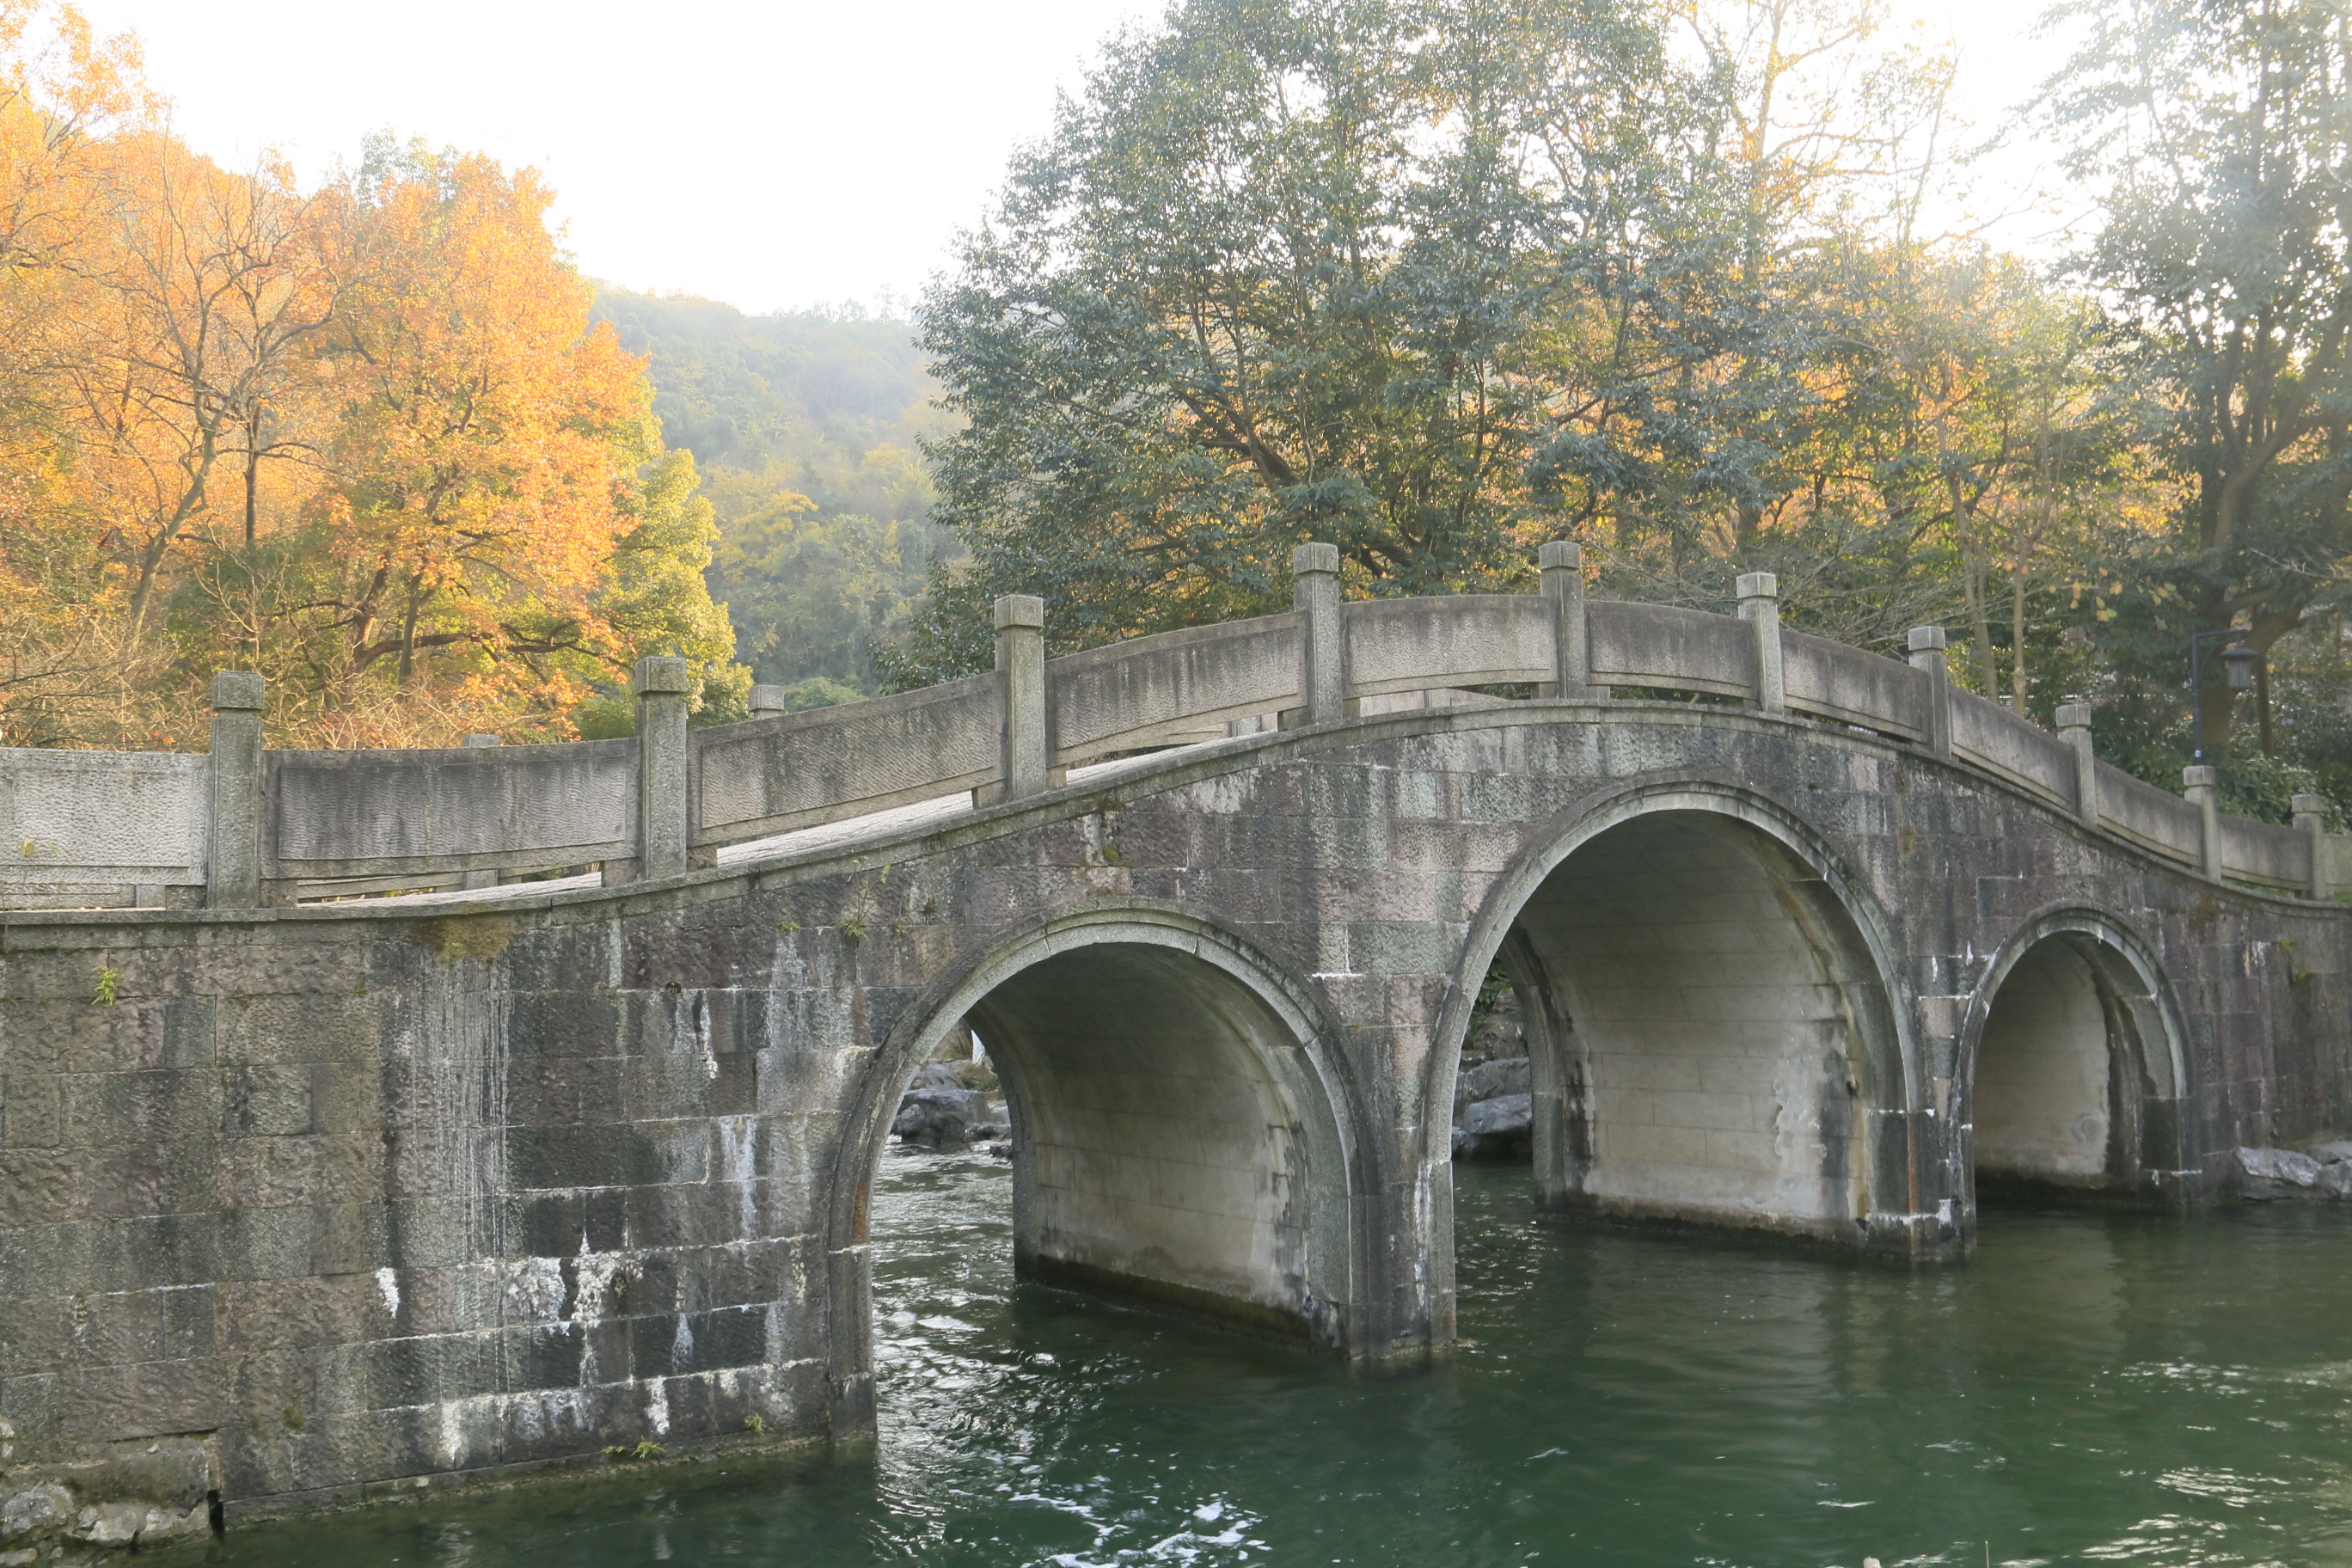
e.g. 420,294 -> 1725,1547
2188,626 -> 2259,763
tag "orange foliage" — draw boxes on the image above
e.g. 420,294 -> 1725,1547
0,6 -> 738,748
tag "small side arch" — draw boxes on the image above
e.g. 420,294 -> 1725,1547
823,903 -> 1370,1436
1960,906 -> 2196,1200
1430,776 -> 1925,1253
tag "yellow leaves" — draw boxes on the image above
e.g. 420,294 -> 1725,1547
0,14 -> 743,748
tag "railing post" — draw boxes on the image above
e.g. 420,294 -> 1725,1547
2056,701 -> 2098,830
994,594 -> 1049,799
1736,572 -> 1783,714
1908,626 -> 1951,756
748,683 -> 787,720
205,671 -> 266,910
1291,542 -> 1345,725
461,733 -> 502,891
2184,765 -> 2220,879
632,656 -> 693,880
1540,541 -> 1588,700
2294,793 -> 2329,899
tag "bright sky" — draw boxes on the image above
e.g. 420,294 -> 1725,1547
75,0 -> 2067,316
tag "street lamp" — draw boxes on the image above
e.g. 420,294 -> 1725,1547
2188,627 -> 2258,763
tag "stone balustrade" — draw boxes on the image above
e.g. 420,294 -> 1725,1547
2,542 -> 2342,908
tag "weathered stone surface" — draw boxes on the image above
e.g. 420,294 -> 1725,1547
1454,1058 -> 1530,1112
2234,1146 -> 2333,1199
1453,1093 -> 1533,1161
5,687 -> 2352,1533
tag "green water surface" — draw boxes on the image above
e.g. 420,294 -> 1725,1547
206,1152 -> 2352,1566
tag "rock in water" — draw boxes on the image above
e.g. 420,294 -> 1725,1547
2236,1145 -> 2327,1199
1455,1057 -> 1531,1113
1453,1093 -> 1533,1161
2307,1140 -> 2352,1166
891,1087 -> 993,1147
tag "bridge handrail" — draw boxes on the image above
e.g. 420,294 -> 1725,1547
1947,687 -> 2077,812
0,747 -> 209,909
1050,612 -> 1304,769
693,671 -> 999,849
267,738 -> 636,885
2094,763 -> 2207,863
1779,630 -> 1928,741
1342,595 -> 1556,700
1587,600 -> 1759,700
3,542 -> 2345,907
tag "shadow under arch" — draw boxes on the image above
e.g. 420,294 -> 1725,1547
1432,778 -> 1924,1258
1960,907 -> 2196,1203
823,904 -> 1368,1436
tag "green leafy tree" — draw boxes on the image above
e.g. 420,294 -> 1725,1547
903,0 -> 1970,684
2046,0 -> 2352,750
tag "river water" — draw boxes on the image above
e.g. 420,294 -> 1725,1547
214,1149 -> 2352,1567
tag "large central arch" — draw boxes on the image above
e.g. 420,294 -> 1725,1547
824,907 -> 1366,1432
1437,781 -> 1919,1250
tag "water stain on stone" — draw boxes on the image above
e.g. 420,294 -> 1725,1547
411,916 -> 516,963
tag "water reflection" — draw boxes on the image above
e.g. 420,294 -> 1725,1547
205,1155 -> 2352,1568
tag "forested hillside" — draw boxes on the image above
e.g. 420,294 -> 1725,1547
591,291 -> 959,707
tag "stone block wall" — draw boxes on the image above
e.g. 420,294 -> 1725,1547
2,700 -> 2347,1541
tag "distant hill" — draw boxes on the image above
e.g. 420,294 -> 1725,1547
591,290 -> 959,704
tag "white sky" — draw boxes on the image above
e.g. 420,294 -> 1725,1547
74,0 -> 2067,316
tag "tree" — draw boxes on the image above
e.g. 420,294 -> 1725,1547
297,138 -> 674,711
906,0 -> 1969,683
2046,0 -> 2352,749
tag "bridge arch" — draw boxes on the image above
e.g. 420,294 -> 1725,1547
1435,778 -> 1920,1251
1961,908 -> 2193,1199
824,904 -> 1368,1430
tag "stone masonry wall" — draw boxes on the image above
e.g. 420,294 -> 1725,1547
2,701 -> 2345,1542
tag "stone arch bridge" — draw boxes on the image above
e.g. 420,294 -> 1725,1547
2,544 -> 2347,1524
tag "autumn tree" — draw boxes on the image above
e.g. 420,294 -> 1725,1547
0,14 -> 748,749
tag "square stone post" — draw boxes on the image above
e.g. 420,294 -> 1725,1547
631,656 -> 693,881
1539,541 -> 1588,700
2056,701 -> 2099,830
2294,793 -> 2330,899
2183,764 -> 2220,879
1291,542 -> 1345,725
205,671 -> 266,909
748,683 -> 787,720
461,733 -> 502,891
994,594 -> 1049,799
1908,626 -> 1951,756
1736,572 -> 1784,714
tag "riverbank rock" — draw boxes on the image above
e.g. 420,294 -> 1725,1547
1455,1056 -> 1530,1112
0,1427 -> 217,1562
1454,1093 -> 1534,1161
1452,987 -> 1534,1161
2233,1145 -> 2352,1200
891,1060 -> 1008,1147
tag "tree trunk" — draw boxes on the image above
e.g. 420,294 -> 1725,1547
2010,568 -> 2028,709
243,408 -> 261,547
2256,654 -> 2275,755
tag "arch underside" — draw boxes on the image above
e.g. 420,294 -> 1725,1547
1505,810 -> 1903,1244
966,941 -> 1349,1345
1970,929 -> 2183,1197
